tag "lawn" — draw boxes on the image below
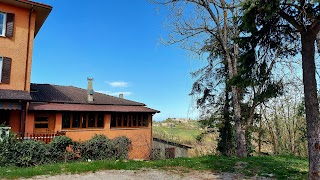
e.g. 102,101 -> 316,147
152,120 -> 207,145
153,126 -> 201,143
0,155 -> 308,179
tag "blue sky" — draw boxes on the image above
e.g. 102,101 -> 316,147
31,0 -> 200,121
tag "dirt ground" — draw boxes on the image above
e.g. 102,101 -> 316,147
23,169 -> 274,180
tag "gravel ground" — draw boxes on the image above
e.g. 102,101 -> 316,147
22,169 -> 274,180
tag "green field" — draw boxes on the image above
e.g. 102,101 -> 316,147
153,125 -> 201,144
152,119 -> 214,146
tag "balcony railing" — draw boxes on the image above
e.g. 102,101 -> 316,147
16,131 -> 66,144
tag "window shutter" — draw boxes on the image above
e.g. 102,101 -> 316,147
1,57 -> 12,84
5,13 -> 14,37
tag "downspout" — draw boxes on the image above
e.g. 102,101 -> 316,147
24,5 -> 33,91
20,6 -> 34,135
150,113 -> 153,160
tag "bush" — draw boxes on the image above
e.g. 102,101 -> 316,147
80,134 -> 113,160
0,134 -> 131,167
112,136 -> 131,159
0,135 -> 50,167
48,136 -> 74,162
15,140 -> 49,167
0,133 -> 19,166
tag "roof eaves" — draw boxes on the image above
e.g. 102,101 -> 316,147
153,137 -> 193,149
16,0 -> 52,9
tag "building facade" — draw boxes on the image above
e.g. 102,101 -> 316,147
0,0 -> 158,160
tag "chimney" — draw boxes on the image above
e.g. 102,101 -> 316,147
119,93 -> 124,99
87,77 -> 94,102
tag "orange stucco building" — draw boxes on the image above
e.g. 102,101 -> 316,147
0,0 -> 159,160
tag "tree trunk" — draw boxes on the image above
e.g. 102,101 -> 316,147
231,85 -> 247,157
258,112 -> 262,154
221,83 -> 234,156
225,50 -> 247,157
301,32 -> 320,179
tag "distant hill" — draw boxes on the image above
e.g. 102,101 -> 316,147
152,118 -> 218,157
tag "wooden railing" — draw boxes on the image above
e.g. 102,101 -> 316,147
16,131 -> 66,144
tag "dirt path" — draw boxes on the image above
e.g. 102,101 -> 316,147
22,169 -> 274,180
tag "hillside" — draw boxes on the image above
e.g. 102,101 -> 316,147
152,118 -> 218,156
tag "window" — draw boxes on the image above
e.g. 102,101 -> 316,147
35,117 -> 49,129
0,56 -> 11,84
0,12 -> 14,37
0,12 -> 6,36
81,115 -> 87,128
72,113 -> 81,128
110,113 -> 149,128
165,148 -> 175,159
62,112 -> 105,129
62,113 -> 71,128
88,114 -> 95,127
97,114 -> 104,128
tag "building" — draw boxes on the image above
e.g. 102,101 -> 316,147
0,0 -> 159,160
152,138 -> 192,159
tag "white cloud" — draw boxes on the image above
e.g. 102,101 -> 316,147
107,81 -> 129,88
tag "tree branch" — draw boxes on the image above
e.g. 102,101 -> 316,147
278,10 -> 304,32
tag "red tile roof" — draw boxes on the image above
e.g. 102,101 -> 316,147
29,103 -> 159,113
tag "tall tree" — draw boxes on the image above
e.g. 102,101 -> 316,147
154,0 -> 282,157
154,0 -> 247,157
241,0 -> 320,178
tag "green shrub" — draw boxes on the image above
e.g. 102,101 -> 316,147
0,134 -> 131,167
15,140 -> 49,167
48,136 -> 74,162
0,133 -> 19,166
112,136 -> 131,159
80,134 -> 113,160
0,135 -> 50,167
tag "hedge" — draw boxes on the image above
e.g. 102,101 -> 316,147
0,134 -> 131,167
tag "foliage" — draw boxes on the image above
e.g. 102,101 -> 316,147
198,114 -> 236,156
154,0 -> 284,157
0,134 -> 131,167
260,92 -> 308,157
0,123 -> 7,127
48,136 -> 74,162
0,134 -> 50,167
112,136 -> 131,159
0,155 -> 308,179
240,0 -> 320,177
15,140 -> 50,167
0,133 -> 20,167
80,135 -> 113,160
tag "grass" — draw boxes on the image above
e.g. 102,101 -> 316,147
153,121 -> 205,144
0,155 -> 308,179
153,126 -> 201,142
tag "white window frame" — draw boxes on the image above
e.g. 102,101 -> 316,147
0,57 -> 3,83
0,12 -> 6,37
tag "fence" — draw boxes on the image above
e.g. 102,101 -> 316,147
16,131 -> 66,144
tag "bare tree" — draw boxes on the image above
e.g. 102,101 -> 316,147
153,0 -> 282,157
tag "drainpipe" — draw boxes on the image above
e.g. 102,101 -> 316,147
24,5 -> 33,91
19,101 -> 26,135
21,6 -> 34,135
